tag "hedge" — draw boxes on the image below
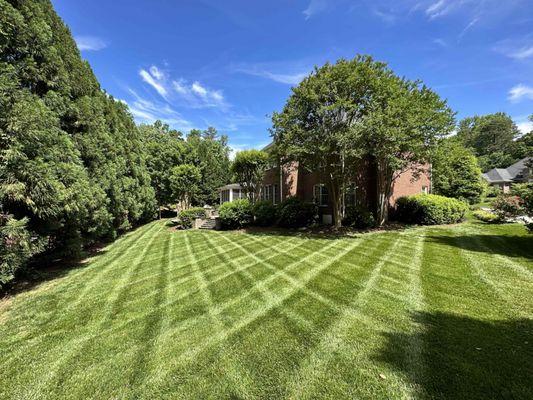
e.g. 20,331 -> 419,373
253,200 -> 278,226
277,197 -> 317,228
219,199 -> 253,229
342,205 -> 375,229
395,194 -> 468,225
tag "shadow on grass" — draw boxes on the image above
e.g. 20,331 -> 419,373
228,223 -> 409,240
375,312 -> 533,399
427,234 -> 533,259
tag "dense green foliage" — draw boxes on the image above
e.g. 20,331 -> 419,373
231,150 -> 270,201
0,214 -> 41,289
252,200 -> 278,226
432,138 -> 484,203
139,121 -> 186,214
170,164 -> 202,210
272,55 -> 454,226
396,194 -> 468,225
342,205 -> 375,229
277,197 -> 317,228
218,199 -> 253,229
0,0 -> 156,285
185,128 -> 232,205
1,220 -> 531,399
177,207 -> 206,229
456,113 -> 531,171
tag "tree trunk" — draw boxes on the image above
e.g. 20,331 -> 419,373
328,176 -> 343,229
376,158 -> 392,226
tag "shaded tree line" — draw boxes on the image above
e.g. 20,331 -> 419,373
0,0 -> 230,289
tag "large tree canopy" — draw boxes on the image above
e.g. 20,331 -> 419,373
456,113 -> 523,171
432,137 -> 484,204
231,149 -> 270,202
0,0 -> 156,285
272,55 -> 454,226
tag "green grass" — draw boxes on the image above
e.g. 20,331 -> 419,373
1,220 -> 532,399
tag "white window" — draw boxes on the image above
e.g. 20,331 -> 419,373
261,184 -> 279,204
313,184 -> 329,206
421,186 -> 428,194
344,185 -> 357,206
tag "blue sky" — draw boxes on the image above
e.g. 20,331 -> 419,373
52,0 -> 533,153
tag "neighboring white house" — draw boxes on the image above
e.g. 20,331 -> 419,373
218,183 -> 246,204
482,157 -> 532,193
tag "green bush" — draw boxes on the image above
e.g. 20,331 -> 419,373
253,201 -> 278,226
473,210 -> 499,223
342,205 -> 375,229
492,195 -> 523,221
178,207 -> 206,229
277,197 -> 317,228
219,199 -> 253,229
1,215 -> 42,291
395,194 -> 468,225
512,183 -> 533,232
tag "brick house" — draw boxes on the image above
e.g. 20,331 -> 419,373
220,144 -> 431,224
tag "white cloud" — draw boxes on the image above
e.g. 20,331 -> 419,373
228,142 -> 271,160
517,120 -> 533,134
303,0 -> 327,20
75,36 -> 107,51
433,38 -> 448,47
457,17 -> 479,41
425,0 -> 452,19
191,81 -> 208,97
373,8 -> 397,23
149,65 -> 165,80
139,68 -> 168,98
125,89 -> 193,131
509,46 -> 533,59
508,84 -> 533,102
236,67 -> 308,85
494,39 -> 533,60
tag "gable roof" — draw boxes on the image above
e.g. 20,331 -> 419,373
482,157 -> 531,183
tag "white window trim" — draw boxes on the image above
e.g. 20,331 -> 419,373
314,184 -> 329,207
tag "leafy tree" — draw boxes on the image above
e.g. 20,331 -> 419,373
140,121 -> 185,218
0,0 -> 156,275
170,164 -> 201,212
456,113 -> 521,171
272,55 -> 454,227
432,137 -> 484,203
231,150 -> 269,202
185,128 -> 232,205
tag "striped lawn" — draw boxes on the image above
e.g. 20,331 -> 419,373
0,220 -> 531,399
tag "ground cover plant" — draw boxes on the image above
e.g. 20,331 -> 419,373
0,219 -> 531,399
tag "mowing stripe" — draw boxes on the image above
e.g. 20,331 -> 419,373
404,229 -> 427,398
20,224 -> 167,398
161,237 -> 363,378
454,233 -> 530,318
286,232 -> 408,399
0,222 -> 165,368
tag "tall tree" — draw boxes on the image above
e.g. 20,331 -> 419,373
456,113 -> 521,171
432,137 -> 484,203
185,128 -> 232,205
140,121 -> 185,218
170,164 -> 201,212
0,0 -> 156,280
272,55 -> 454,227
231,150 -> 270,202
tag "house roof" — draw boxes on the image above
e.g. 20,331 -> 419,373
218,183 -> 243,191
482,157 -> 531,183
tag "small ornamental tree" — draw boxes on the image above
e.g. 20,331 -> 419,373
231,150 -> 269,202
272,55 -> 454,227
170,164 -> 201,212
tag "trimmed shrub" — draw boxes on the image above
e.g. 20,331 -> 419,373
473,210 -> 499,223
253,200 -> 278,227
395,194 -> 468,225
512,183 -> 533,232
342,205 -> 375,229
178,207 -> 206,229
277,197 -> 317,228
219,199 -> 253,229
492,195 -> 523,221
